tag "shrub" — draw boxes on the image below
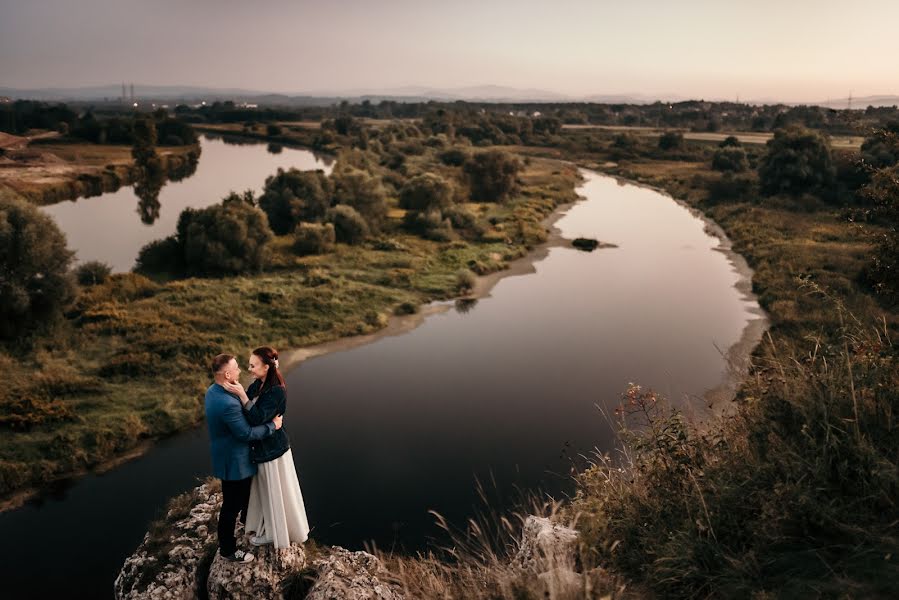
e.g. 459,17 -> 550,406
464,150 -> 522,203
399,173 -> 454,212
719,135 -> 742,148
402,210 -> 454,241
0,195 -> 75,339
330,168 -> 389,232
326,205 -> 370,245
658,131 -> 685,150
176,200 -> 272,276
711,146 -> 749,172
293,222 -> 336,256
860,120 -> 899,169
258,168 -> 332,234
135,236 -> 183,275
136,195 -> 273,277
706,174 -> 755,204
455,268 -> 477,292
75,261 -> 112,286
439,147 -> 469,166
759,127 -> 835,196
266,123 -> 282,136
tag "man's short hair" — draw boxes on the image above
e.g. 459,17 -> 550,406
211,353 -> 235,374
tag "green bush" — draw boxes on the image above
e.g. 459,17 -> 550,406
0,195 -> 75,339
258,169 -> 332,235
759,127 -> 835,197
455,268 -> 477,292
711,146 -> 749,172
135,236 -> 183,275
177,200 -> 272,276
137,194 -> 273,277
439,147 -> 469,166
464,150 -> 521,203
330,168 -> 389,232
293,222 -> 336,256
326,205 -> 370,245
399,173 -> 454,212
658,131 -> 685,150
75,261 -> 112,286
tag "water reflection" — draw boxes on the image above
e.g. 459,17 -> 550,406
41,135 -> 333,271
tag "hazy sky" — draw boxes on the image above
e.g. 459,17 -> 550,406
2,0 -> 897,102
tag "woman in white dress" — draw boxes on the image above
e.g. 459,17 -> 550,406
224,346 -> 310,548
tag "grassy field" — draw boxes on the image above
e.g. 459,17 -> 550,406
0,140 -> 199,205
0,141 -> 580,502
562,124 -> 865,149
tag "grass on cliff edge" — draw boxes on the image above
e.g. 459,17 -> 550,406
0,154 -> 580,499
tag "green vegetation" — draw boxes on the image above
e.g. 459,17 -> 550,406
6,101 -> 898,595
0,195 -> 75,340
464,149 -> 522,202
258,168 -> 332,234
1,119 -> 580,499
759,126 -> 835,197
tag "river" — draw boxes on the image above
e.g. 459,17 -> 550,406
1,144 -> 765,599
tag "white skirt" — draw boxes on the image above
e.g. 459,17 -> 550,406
246,448 -> 310,549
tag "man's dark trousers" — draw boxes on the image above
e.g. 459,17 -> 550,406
217,476 -> 252,556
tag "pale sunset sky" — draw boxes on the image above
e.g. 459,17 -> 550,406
1,0 -> 897,102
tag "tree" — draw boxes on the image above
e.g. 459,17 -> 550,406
326,205 -> 370,245
719,135 -> 742,148
464,150 -> 521,202
399,173 -> 454,212
859,163 -> 899,304
258,169 -> 332,234
860,121 -> 899,170
131,117 -> 159,168
330,168 -> 388,232
0,195 -> 75,339
759,127 -> 835,196
175,199 -> 273,276
712,146 -> 749,172
658,131 -> 684,151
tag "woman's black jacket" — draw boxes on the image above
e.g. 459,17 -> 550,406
243,379 -> 290,464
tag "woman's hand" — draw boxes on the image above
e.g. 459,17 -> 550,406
223,381 -> 250,405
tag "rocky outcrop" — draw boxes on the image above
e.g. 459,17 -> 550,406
115,482 -> 403,600
513,516 -> 582,598
114,482 -> 221,600
305,547 -> 404,600
207,543 -> 307,599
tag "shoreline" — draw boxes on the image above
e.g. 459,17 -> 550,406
1,164 -> 767,513
584,164 -> 769,422
0,160 -> 586,513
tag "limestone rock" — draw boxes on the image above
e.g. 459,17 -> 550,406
513,515 -> 580,572
306,547 -> 404,600
114,482 -> 221,600
207,542 -> 307,599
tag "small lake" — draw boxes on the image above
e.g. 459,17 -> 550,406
40,135 -> 333,272
1,154 -> 765,599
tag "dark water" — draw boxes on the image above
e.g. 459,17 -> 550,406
40,135 -> 333,272
0,169 -> 762,599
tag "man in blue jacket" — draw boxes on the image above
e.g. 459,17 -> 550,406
205,353 -> 283,563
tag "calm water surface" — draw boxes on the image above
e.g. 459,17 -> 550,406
40,135 -> 332,272
1,166 -> 763,599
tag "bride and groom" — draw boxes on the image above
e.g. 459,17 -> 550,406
205,347 -> 310,563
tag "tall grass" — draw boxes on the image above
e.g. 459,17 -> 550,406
568,286 -> 898,597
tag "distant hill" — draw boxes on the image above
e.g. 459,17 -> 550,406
1,84 -> 897,108
811,95 -> 899,109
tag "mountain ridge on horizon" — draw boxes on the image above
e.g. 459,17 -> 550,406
1,83 -> 896,109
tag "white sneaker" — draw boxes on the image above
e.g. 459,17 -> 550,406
250,534 -> 273,546
223,549 -> 255,563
